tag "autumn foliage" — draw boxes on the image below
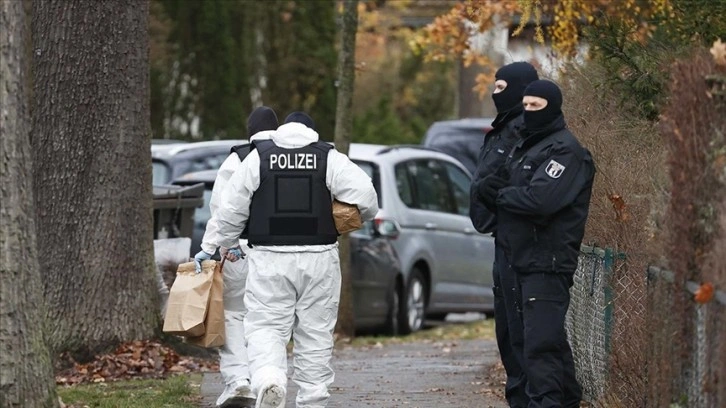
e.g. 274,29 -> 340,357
416,0 -> 674,56
413,0 -> 674,97
411,0 -> 520,93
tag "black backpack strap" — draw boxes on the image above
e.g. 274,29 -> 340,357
230,143 -> 252,161
253,140 -> 276,154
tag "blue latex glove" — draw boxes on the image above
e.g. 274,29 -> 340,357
193,250 -> 213,274
227,246 -> 245,261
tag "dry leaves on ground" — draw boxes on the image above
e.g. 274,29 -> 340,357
55,340 -> 218,385
712,39 -> 726,67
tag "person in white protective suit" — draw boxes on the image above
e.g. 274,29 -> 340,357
197,111 -> 378,408
196,106 -> 279,408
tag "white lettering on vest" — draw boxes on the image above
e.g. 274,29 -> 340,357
269,153 -> 318,170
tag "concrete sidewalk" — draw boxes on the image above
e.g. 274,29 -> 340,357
200,338 -> 507,408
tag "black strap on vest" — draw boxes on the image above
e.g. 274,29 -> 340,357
230,143 -> 253,162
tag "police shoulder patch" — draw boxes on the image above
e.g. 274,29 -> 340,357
545,159 -> 566,179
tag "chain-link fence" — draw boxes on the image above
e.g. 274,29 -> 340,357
566,247 -> 612,402
567,248 -> 726,407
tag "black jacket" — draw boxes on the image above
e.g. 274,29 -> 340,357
495,120 -> 595,274
469,112 -> 525,234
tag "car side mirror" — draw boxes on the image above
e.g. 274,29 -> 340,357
373,218 -> 400,239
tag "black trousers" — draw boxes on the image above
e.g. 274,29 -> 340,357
493,244 -> 528,407
513,270 -> 582,408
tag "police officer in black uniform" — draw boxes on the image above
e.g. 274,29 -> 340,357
470,61 -> 539,408
478,80 -> 593,408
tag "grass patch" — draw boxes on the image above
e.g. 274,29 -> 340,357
58,374 -> 202,408
347,318 -> 495,348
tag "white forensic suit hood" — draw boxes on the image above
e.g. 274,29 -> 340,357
271,122 -> 319,148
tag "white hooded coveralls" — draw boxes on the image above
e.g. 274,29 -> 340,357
201,131 -> 275,393
203,123 -> 379,407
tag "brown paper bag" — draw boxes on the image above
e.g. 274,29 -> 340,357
187,261 -> 225,348
162,260 -> 216,337
333,199 -> 362,234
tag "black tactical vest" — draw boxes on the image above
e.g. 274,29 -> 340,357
247,140 -> 337,245
230,143 -> 252,161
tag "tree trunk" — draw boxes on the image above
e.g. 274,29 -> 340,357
0,0 -> 59,406
333,0 -> 359,337
31,0 -> 158,356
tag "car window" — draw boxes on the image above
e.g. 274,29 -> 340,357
195,189 -> 213,228
426,131 -> 484,175
395,163 -> 414,207
209,153 -> 229,169
188,153 -> 228,173
443,162 -> 471,215
404,159 -> 454,213
152,160 -> 170,185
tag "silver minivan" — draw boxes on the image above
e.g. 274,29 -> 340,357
349,144 -> 495,334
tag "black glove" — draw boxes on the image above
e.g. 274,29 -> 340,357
475,175 -> 507,211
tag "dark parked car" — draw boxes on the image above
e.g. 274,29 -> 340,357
152,140 -> 247,185
171,169 -> 403,334
421,118 -> 494,175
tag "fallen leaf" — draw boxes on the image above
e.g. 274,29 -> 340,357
168,365 -> 188,373
54,339 -> 219,385
711,39 -> 726,66
695,282 -> 715,304
608,193 -> 630,222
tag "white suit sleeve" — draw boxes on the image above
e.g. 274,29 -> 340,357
201,151 -> 261,252
326,150 -> 379,222
200,154 -> 241,253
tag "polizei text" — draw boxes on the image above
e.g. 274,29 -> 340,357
269,153 -> 318,170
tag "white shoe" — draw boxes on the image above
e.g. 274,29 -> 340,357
216,380 -> 256,408
256,383 -> 286,408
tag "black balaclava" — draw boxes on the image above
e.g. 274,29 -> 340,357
522,80 -> 564,132
247,106 -> 279,137
492,61 -> 539,114
284,111 -> 316,130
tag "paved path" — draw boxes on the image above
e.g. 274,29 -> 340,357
201,338 -> 507,408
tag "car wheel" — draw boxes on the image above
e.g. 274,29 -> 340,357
399,267 -> 426,334
382,281 -> 401,336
